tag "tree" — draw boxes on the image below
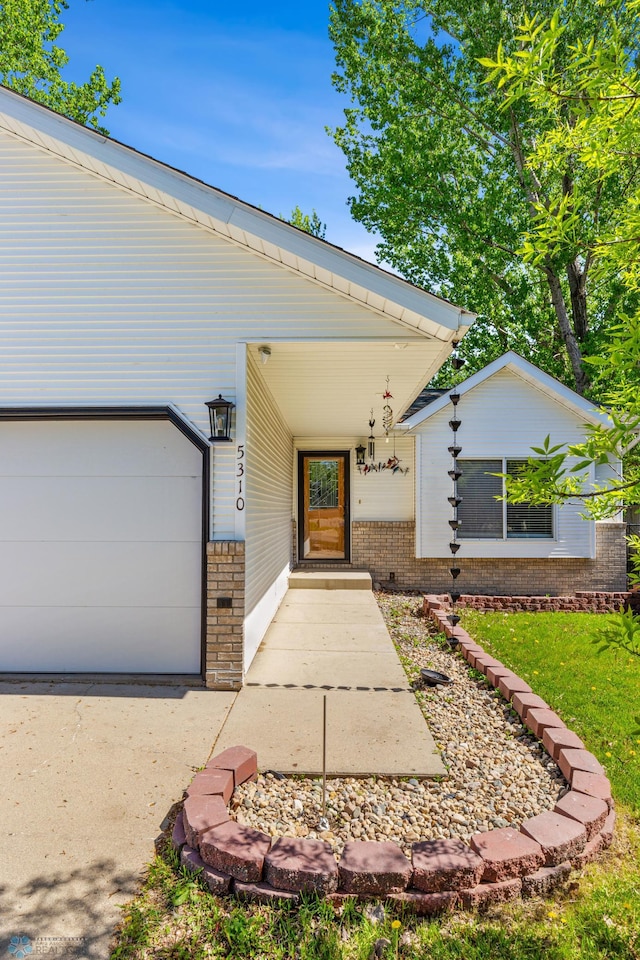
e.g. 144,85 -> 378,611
0,0 -> 121,132
479,4 -> 640,662
329,0 -> 640,394
289,205 -> 327,239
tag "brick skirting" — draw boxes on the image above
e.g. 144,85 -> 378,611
351,521 -> 627,594
205,541 -> 244,690
170,620 -> 614,909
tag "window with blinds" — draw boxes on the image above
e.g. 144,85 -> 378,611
457,459 -> 502,538
506,459 -> 553,538
457,459 -> 553,540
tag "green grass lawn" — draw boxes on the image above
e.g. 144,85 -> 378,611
459,610 -> 640,813
110,608 -> 640,960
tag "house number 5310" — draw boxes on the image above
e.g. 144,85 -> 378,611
236,444 -> 245,511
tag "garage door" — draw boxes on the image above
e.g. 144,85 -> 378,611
0,417 -> 203,673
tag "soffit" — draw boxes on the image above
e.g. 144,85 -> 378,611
248,341 -> 445,437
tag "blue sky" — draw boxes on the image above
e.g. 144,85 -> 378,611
61,0 -> 379,261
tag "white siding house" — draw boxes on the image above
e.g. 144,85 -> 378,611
0,88 -> 626,687
0,86 -> 473,686
396,353 -> 626,596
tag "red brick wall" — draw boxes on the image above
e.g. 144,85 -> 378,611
206,541 -> 244,690
351,521 -> 627,594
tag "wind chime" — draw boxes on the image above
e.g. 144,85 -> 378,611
447,342 -> 465,645
382,376 -> 393,442
358,379 -> 409,475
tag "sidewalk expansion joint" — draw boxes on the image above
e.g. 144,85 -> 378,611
245,683 -> 413,692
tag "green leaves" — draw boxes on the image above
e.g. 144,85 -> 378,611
593,607 -> 640,659
0,0 -> 121,132
288,206 -> 327,239
329,1 -> 640,393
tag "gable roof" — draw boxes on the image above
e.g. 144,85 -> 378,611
0,85 -> 475,344
401,387 -> 447,420
400,351 -> 613,430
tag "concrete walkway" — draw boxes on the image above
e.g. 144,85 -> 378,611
0,680 -> 235,959
0,575 -> 443,957
213,575 -> 446,777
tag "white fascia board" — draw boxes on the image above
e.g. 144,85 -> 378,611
401,351 -> 612,430
0,86 -> 475,344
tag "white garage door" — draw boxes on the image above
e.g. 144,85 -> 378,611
0,417 -> 203,673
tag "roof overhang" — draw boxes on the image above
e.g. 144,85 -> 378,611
0,86 -> 475,345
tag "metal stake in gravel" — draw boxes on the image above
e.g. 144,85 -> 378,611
318,694 -> 330,831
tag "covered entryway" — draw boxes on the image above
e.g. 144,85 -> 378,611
0,412 -> 205,673
298,452 -> 350,561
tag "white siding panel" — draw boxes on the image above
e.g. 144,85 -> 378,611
0,133 -> 435,538
414,369 -> 595,558
293,438 -> 414,522
244,356 -> 293,668
353,438 -> 414,520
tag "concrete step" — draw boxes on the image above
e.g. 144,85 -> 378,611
289,570 -> 372,591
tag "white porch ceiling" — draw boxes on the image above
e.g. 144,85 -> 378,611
248,340 -> 446,437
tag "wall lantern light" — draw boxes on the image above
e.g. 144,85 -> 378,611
206,395 -> 235,441
355,444 -> 366,466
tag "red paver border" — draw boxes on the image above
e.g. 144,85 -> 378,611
168,598 -> 614,910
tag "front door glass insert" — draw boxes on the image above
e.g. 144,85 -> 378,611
301,454 -> 347,560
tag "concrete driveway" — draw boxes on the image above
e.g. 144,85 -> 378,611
0,679 -> 235,959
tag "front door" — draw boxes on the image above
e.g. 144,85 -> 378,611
298,452 -> 350,561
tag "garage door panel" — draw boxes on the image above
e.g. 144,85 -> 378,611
0,541 -> 202,607
0,476 -> 202,541
0,417 -> 204,673
0,419 -> 202,476
0,605 -> 201,672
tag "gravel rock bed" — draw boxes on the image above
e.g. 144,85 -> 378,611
229,594 -> 567,857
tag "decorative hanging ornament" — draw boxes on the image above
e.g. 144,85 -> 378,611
367,410 -> 376,462
382,376 -> 393,441
447,374 -> 462,647
450,340 -> 466,372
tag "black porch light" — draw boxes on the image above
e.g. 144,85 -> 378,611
355,443 -> 366,466
206,394 -> 235,441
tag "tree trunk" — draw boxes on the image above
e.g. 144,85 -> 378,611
544,266 -> 590,394
566,259 -> 589,342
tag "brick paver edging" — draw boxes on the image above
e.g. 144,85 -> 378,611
170,612 -> 615,911
431,591 -> 632,615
